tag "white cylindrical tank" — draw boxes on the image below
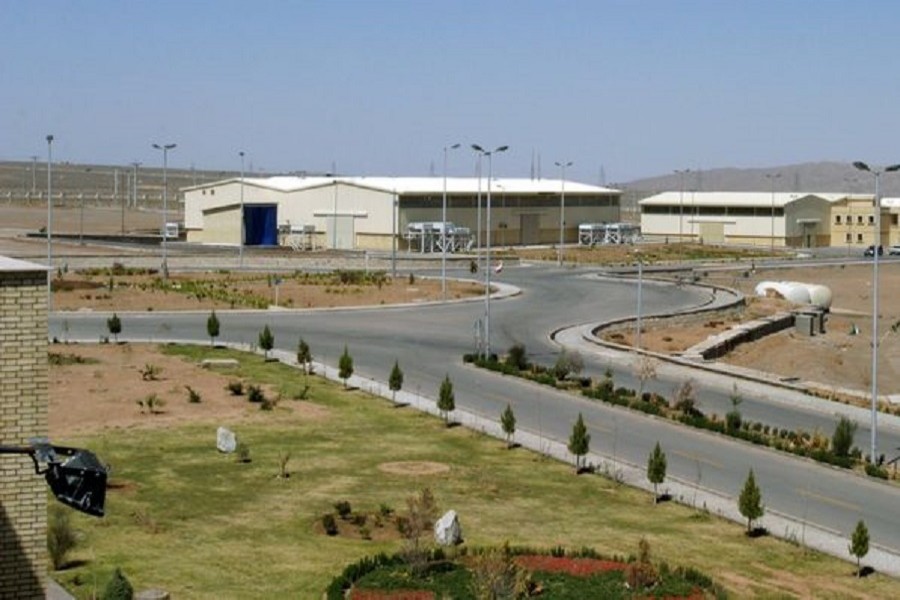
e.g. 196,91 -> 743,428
754,281 -> 831,308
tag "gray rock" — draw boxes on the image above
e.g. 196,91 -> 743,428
434,509 -> 462,546
216,427 -> 237,453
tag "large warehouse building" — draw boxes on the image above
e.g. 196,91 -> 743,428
640,191 -> 844,248
183,176 -> 620,251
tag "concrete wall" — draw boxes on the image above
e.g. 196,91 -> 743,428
0,261 -> 48,599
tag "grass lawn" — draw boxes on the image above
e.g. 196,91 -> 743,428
53,345 -> 897,599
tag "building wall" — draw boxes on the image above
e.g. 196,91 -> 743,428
829,198 -> 889,247
0,266 -> 48,599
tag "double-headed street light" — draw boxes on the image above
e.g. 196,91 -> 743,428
471,144 -> 508,358
853,160 -> 900,465
555,161 -> 573,266
239,151 -> 246,268
152,143 -> 177,279
442,143 -> 460,299
46,134 -> 54,309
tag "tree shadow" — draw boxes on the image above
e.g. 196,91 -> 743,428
655,493 -> 673,504
747,526 -> 769,539
858,566 -> 876,578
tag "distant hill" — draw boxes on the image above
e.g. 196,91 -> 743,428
617,161 -> 900,197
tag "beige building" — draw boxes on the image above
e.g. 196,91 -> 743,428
640,192 -> 845,248
0,257 -> 48,599
829,195 -> 900,249
182,176 -> 621,251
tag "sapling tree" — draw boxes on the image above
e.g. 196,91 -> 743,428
849,519 -> 869,577
647,441 -> 667,503
437,374 -> 455,425
296,337 -> 312,375
389,360 -> 404,403
738,468 -> 764,534
832,416 -> 857,459
338,345 -> 354,388
207,310 -> 220,346
500,403 -> 517,448
568,413 -> 591,473
107,313 -> 122,343
258,324 -> 274,360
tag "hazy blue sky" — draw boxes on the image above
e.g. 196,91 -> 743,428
3,1 -> 899,182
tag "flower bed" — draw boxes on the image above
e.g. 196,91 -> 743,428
514,554 -> 626,576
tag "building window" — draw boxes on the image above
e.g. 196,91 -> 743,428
210,189 -> 216,195
893,215 -> 899,226
868,215 -> 874,224
857,233 -> 864,242
835,215 -> 842,224
858,215 -> 864,224
846,233 -> 852,242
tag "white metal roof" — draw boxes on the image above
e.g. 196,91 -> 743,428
186,176 -> 618,195
0,256 -> 50,272
639,191 -> 846,208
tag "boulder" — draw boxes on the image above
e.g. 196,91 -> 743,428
217,427 -> 237,453
434,509 -> 462,546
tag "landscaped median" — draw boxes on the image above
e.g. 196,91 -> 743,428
47,343 -> 897,597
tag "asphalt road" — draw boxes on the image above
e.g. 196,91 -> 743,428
51,262 -> 900,562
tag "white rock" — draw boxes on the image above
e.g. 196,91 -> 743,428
434,509 -> 462,546
217,427 -> 237,453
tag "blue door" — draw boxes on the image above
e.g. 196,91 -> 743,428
244,205 -> 277,246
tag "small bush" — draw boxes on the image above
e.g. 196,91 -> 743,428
236,443 -> 251,463
322,514 -> 338,536
247,384 -> 265,403
334,501 -> 353,520
47,505 -> 77,570
185,385 -> 202,403
140,363 -> 161,381
865,463 -> 889,479
226,380 -> 244,396
101,567 -> 134,600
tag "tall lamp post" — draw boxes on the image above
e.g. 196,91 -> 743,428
474,153 -> 483,258
853,160 -> 900,464
675,169 -> 690,241
130,161 -> 141,208
152,143 -> 177,279
471,144 -> 508,358
46,135 -> 54,309
441,143 -> 460,299
239,151 -> 246,268
555,161 -> 573,266
765,173 -> 781,251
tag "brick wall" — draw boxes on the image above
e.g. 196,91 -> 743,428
0,264 -> 48,599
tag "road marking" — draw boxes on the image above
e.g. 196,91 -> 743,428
671,449 -> 724,469
585,420 -> 614,434
795,488 -> 860,512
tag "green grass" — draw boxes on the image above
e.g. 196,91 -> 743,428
54,345 -> 897,599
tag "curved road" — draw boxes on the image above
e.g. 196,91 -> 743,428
52,263 -> 900,569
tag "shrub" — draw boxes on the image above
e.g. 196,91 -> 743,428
247,384 -> 265,403
334,501 -> 353,520
865,463 -> 888,479
322,514 -> 338,536
832,416 -> 857,458
236,443 -> 251,463
47,505 -> 77,570
140,363 -> 161,381
101,567 -> 134,600
185,385 -> 202,403
226,380 -> 244,396
505,343 -> 529,371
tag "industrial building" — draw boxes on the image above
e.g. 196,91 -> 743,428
639,191 -> 845,248
182,176 -> 620,251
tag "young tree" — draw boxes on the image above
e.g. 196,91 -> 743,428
338,345 -> 354,388
206,310 -> 220,347
437,374 -> 455,425
101,567 -> 134,600
568,413 -> 591,473
553,349 -> 584,381
646,441 -> 667,503
106,313 -> 122,343
296,337 -> 312,375
849,519 -> 870,577
635,355 -> 657,399
500,403 -> 517,448
738,468 -> 764,534
832,416 -> 858,459
398,487 -> 439,575
726,384 -> 743,433
389,360 -> 404,403
258,324 -> 274,360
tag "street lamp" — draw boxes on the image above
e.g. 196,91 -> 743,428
130,161 -> 141,209
556,161 -> 573,266
152,143 -> 177,279
46,135 -> 54,309
675,169 -> 690,241
635,251 -> 643,351
442,143 -> 460,299
473,152 -> 483,257
239,151 -> 246,268
853,160 -> 900,464
471,144 -> 508,358
765,173 -> 781,251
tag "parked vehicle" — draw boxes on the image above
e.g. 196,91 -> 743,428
888,245 -> 900,256
864,245 -> 883,257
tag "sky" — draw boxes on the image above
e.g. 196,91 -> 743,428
3,0 -> 900,183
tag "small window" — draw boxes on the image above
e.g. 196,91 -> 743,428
835,215 -> 842,224
202,190 -> 206,195
858,215 -> 864,224
210,189 -> 216,196
846,233 -> 852,242
857,233 -> 864,242
893,215 -> 899,226
868,215 -> 874,224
